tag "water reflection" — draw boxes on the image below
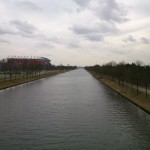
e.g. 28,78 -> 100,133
0,69 -> 150,150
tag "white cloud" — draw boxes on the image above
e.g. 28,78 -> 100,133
0,0 -> 149,65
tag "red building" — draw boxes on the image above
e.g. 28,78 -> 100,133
2,57 -> 50,65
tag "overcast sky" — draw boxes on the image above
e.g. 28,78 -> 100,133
0,0 -> 150,66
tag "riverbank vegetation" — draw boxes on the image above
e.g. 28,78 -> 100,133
0,61 -> 77,90
0,70 -> 68,90
85,61 -> 150,96
85,61 -> 150,113
0,59 -> 76,82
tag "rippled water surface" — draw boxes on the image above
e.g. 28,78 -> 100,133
0,69 -> 150,150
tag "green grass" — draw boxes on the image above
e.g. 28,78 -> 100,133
89,71 -> 150,114
0,70 -> 67,90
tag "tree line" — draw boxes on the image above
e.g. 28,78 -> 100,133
85,61 -> 150,96
0,60 -> 77,82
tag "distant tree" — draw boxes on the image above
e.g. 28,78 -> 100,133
85,60 -> 150,96
143,66 -> 150,97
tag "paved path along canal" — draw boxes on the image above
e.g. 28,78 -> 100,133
0,69 -> 150,150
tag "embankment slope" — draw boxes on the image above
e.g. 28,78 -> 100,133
89,71 -> 150,114
0,70 -> 67,90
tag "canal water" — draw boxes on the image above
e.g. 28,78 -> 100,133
0,69 -> 150,150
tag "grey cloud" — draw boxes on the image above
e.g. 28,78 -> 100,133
111,49 -> 127,55
73,0 -> 90,7
0,27 -> 15,35
10,20 -> 37,37
0,21 -> 37,38
98,22 -> 118,33
37,43 -> 55,49
0,39 -> 10,44
74,0 -> 128,23
72,22 -> 118,35
72,25 -> 99,34
127,35 -> 136,42
73,28 -> 104,41
71,0 -> 127,43
16,1 -> 42,12
123,35 -> 136,43
95,0 -> 128,23
141,37 -> 150,44
71,21 -> 118,41
132,1 -> 150,17
40,53 -> 54,58
68,42 -> 80,49
45,37 -> 63,44
64,8 -> 74,14
86,34 -> 103,42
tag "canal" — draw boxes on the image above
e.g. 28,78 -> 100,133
0,69 -> 150,150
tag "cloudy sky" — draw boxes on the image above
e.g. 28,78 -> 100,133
0,0 -> 150,66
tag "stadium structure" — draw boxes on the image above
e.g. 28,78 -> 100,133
0,56 -> 51,66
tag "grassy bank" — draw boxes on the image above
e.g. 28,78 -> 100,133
0,70 -> 68,90
89,71 -> 150,114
